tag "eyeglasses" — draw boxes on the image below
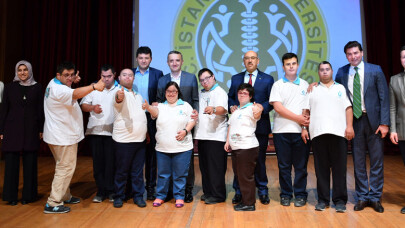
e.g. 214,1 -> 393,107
61,73 -> 75,79
243,56 -> 258,61
199,75 -> 212,83
166,90 -> 178,94
237,91 -> 250,96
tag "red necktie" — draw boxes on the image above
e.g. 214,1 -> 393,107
248,73 -> 252,85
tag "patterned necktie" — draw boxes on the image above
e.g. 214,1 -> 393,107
353,66 -> 362,118
248,73 -> 253,85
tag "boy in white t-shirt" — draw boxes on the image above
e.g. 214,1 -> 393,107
269,53 -> 310,208
43,61 -> 105,214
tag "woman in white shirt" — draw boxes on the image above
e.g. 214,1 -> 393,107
143,81 -> 196,208
225,83 -> 263,211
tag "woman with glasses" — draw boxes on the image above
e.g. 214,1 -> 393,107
143,81 -> 196,208
225,83 -> 263,211
0,60 -> 44,206
194,68 -> 228,204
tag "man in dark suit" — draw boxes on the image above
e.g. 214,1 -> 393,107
157,50 -> 199,203
335,41 -> 389,213
132,46 -> 163,200
228,50 -> 274,205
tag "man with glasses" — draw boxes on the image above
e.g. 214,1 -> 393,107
43,61 -> 105,213
157,50 -> 199,203
80,64 -> 119,203
228,50 -> 274,205
194,68 -> 228,204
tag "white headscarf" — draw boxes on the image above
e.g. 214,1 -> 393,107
14,60 -> 37,86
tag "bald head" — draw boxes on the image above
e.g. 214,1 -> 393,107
243,51 -> 260,73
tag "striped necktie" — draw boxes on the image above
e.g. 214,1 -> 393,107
353,66 -> 362,118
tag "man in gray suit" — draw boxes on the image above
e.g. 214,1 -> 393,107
335,41 -> 389,213
157,50 -> 199,203
389,45 -> 405,214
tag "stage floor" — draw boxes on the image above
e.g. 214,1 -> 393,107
0,154 -> 404,228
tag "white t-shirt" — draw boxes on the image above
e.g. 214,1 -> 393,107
194,84 -> 228,142
303,82 -> 352,140
80,82 -> 119,136
228,103 -> 259,150
112,88 -> 147,143
155,100 -> 194,153
43,78 -> 84,145
269,77 -> 309,133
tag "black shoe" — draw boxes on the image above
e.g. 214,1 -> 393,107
232,194 -> 242,204
44,204 -> 71,214
259,195 -> 270,205
64,196 -> 81,204
234,203 -> 255,211
114,198 -> 123,208
21,200 -> 32,205
200,194 -> 206,201
354,200 -> 369,211
280,197 -> 291,206
7,201 -> 18,206
184,192 -> 193,203
401,206 -> 405,214
204,197 -> 225,205
369,201 -> 384,213
294,198 -> 307,207
335,204 -> 346,213
134,198 -> 146,208
146,187 -> 156,201
315,202 -> 328,211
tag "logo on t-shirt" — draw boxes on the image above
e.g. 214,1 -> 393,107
338,91 -> 342,98
45,87 -> 50,98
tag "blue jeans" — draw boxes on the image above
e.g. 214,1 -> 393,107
273,133 -> 309,199
156,150 -> 192,200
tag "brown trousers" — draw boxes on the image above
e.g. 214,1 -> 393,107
232,147 -> 259,206
47,144 -> 78,207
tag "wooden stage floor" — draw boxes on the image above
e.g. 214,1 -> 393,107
0,154 -> 405,228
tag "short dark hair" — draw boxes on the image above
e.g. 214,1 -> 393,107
57,61 -> 75,74
400,45 -> 405,53
167,50 -> 183,61
197,68 -> 216,81
282,53 -> 298,65
100,64 -> 116,74
344,41 -> 363,53
318,61 -> 333,71
164,81 -> 183,101
237,83 -> 254,102
136,46 -> 152,58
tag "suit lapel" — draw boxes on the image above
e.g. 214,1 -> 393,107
254,71 -> 263,89
363,63 -> 370,96
399,72 -> 405,102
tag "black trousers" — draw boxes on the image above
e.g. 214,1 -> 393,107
399,141 -> 405,165
89,135 -> 115,197
232,147 -> 259,206
312,134 -> 348,205
2,151 -> 37,202
198,140 -> 227,201
144,113 -> 157,190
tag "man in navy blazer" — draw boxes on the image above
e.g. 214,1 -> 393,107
132,46 -> 164,200
335,41 -> 389,213
157,50 -> 199,203
228,50 -> 274,205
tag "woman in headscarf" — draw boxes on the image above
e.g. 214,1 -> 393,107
0,60 -> 44,205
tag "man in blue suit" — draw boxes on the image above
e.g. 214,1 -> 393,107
157,50 -> 199,203
132,46 -> 163,200
335,41 -> 389,213
228,50 -> 274,205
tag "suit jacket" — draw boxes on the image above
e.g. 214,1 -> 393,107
335,62 -> 390,131
0,82 -> 44,151
157,71 -> 199,111
228,70 -> 274,135
132,67 -> 163,104
389,72 -> 405,140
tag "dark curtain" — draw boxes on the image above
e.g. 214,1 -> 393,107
363,0 -> 405,154
15,0 -> 133,155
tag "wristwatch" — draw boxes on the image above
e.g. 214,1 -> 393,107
301,126 -> 307,130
